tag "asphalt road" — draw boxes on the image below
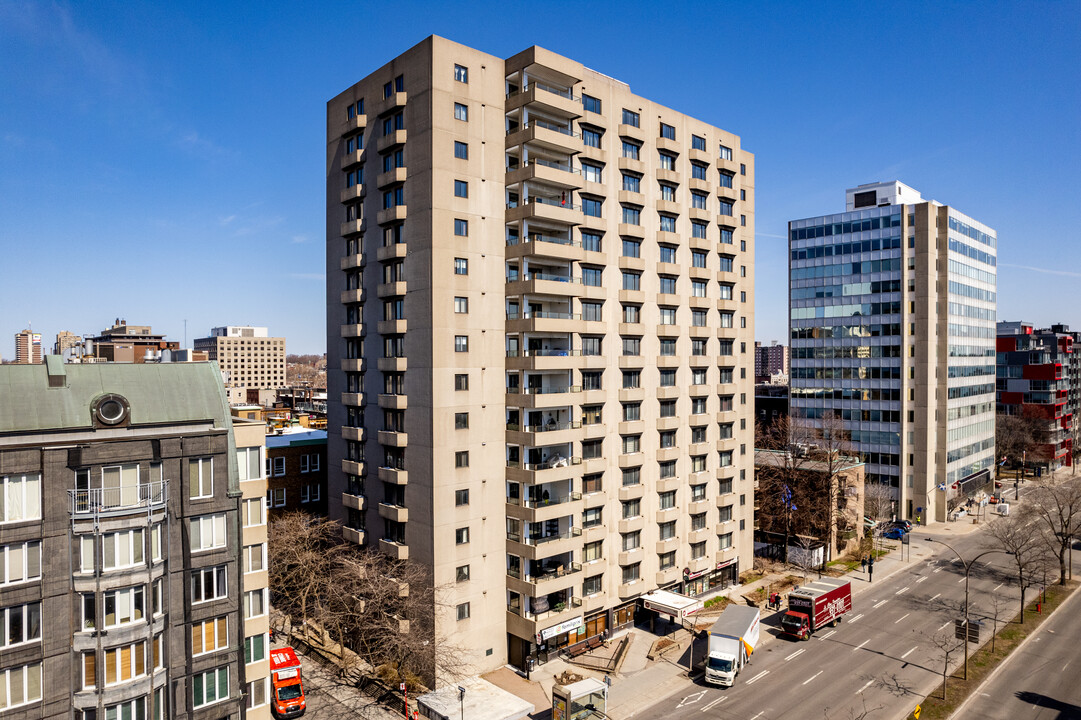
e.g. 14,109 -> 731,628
640,528 -> 1029,720
954,569 -> 1081,720
271,640 -> 401,720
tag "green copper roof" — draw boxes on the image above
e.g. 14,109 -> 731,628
0,361 -> 232,434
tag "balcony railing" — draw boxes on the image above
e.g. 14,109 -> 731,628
507,527 -> 583,545
507,456 -> 583,471
69,481 -> 167,516
507,81 -> 577,101
525,195 -> 581,212
509,562 -> 584,584
506,349 -> 581,358
512,421 -> 583,433
506,311 -> 581,321
507,385 -> 582,395
507,234 -> 580,248
507,491 -> 583,508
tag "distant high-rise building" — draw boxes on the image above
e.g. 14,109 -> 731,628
86,319 -> 179,363
997,322 -> 1078,469
194,327 -> 287,402
14,329 -> 42,364
754,341 -> 788,381
326,36 -> 757,678
789,181 -> 997,523
54,330 -> 79,357
0,359 -> 270,719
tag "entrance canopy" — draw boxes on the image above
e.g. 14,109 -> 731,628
640,589 -> 703,621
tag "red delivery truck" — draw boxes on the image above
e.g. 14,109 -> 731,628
781,577 -> 852,641
269,647 -> 306,718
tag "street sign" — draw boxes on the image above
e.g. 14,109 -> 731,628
400,683 -> 407,692
954,619 -> 981,643
914,705 -> 921,719
901,533 -> 910,545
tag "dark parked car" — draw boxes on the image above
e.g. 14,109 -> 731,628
881,526 -> 907,540
883,520 -> 912,533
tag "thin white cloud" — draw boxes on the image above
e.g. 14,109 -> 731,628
1000,263 -> 1081,279
757,232 -> 788,240
291,235 -> 309,244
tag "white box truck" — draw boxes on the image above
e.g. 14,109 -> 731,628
705,605 -> 761,686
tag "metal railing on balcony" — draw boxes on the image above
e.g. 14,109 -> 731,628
508,561 -> 584,584
69,481 -> 167,517
518,421 -> 583,433
505,348 -> 581,358
507,491 -> 583,508
506,311 -> 581,321
507,527 -> 583,545
524,195 -> 581,212
506,385 -> 582,395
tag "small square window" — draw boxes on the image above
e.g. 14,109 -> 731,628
582,94 -> 601,114
454,335 -> 468,352
454,257 -> 468,275
454,374 -> 469,390
456,602 -> 470,620
455,451 -> 469,468
454,64 -> 468,83
454,103 -> 468,121
456,565 -> 470,582
454,219 -> 468,236
454,296 -> 469,313
454,413 -> 469,430
455,527 -> 470,544
455,489 -> 469,506
454,141 -> 468,159
454,180 -> 468,198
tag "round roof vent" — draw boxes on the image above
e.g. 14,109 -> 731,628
92,393 -> 130,427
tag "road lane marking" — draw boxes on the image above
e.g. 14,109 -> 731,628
916,577 -> 928,583
901,646 -> 918,659
958,576 -> 966,583
819,630 -> 837,640
750,712 -> 765,720
1064,662 -> 1070,673
930,593 -> 941,602
803,670 -> 823,685
853,639 -> 869,652
677,691 -> 706,708
938,621 -> 951,631
895,613 -> 910,624
855,680 -> 874,695
873,600 -> 888,609
933,567 -> 943,573
786,648 -> 805,661
896,586 -> 910,595
993,582 -> 1004,591
746,671 -> 770,685
849,613 -> 864,623
701,696 -> 727,712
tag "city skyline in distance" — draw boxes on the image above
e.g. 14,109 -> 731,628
1,1 -> 1078,359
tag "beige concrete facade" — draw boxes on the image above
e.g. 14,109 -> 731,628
194,328 -> 287,393
326,36 -> 755,679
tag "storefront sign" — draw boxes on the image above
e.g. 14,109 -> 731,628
683,566 -> 707,580
715,558 -> 736,570
538,615 -> 584,642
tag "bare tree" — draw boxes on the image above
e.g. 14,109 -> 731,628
755,414 -> 817,562
986,511 -> 1056,623
863,483 -> 895,554
979,591 -> 1013,653
268,512 -> 344,640
996,414 -> 1042,466
926,629 -> 964,699
1026,477 -> 1081,584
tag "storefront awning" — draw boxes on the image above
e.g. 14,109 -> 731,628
640,589 -> 703,621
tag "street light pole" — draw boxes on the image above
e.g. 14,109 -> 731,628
926,538 -> 1011,680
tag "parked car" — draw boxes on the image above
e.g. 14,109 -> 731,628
881,526 -> 907,540
883,520 -> 912,533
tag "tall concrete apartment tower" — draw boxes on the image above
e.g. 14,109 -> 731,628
14,329 -> 42,364
326,36 -> 756,676
789,181 -> 997,523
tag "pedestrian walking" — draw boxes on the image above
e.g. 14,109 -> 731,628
860,556 -> 867,573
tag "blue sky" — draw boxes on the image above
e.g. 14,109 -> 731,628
1,1 -> 1078,359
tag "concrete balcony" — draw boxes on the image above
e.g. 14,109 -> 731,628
505,313 -> 582,335
506,235 -> 584,263
376,129 -> 407,154
340,219 -> 364,237
618,355 -> 645,370
342,149 -> 364,169
689,236 -> 712,252
506,494 -> 584,524
505,122 -> 581,155
340,392 -> 364,406
341,426 -> 365,442
618,190 -> 645,207
377,206 -> 407,225
618,483 -> 645,502
506,421 -> 583,448
656,168 -> 680,185
377,281 -> 407,298
342,526 -> 365,545
618,388 -> 644,403
377,166 -> 407,188
617,157 -> 645,175
688,177 -> 711,194
688,499 -> 710,516
506,84 -> 583,119
617,123 -> 645,142
686,554 -> 711,574
340,323 -> 365,338
505,274 -> 582,298
656,356 -> 680,370
505,458 -> 584,486
374,91 -> 407,117
618,580 -> 644,599
717,156 -> 739,175
689,207 -> 711,223
342,493 -> 365,512
715,545 -> 737,564
340,184 -> 365,204
617,547 -> 644,567
506,161 -> 583,190
505,596 -> 585,641
506,198 -> 582,227
340,288 -> 365,304
378,466 -> 408,485
688,326 -> 711,339
617,421 -> 644,437
507,562 -> 584,597
717,184 -> 738,203
378,503 -> 409,523
377,357 -> 407,372
655,198 -> 681,216
378,430 -> 408,448
379,539 -> 409,560
505,527 -> 582,561
505,386 -> 582,409
341,358 -> 366,372
617,223 -> 645,240
655,507 -> 679,524
617,515 -> 644,534
505,351 -> 582,372
655,536 -> 679,555
340,253 -> 366,270
716,212 -> 738,229
377,319 -> 407,335
377,243 -> 408,262
656,566 -> 682,586
656,323 -> 680,338
339,114 -> 366,137
688,148 -> 711,165
657,136 -> 681,155
378,393 -> 407,410
656,385 -> 680,401
341,459 -> 365,476
656,449 -> 681,467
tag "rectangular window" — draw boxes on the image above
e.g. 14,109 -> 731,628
0,663 -> 42,711
692,191 -> 708,210
659,214 -> 676,233
236,447 -> 261,481
719,144 -> 733,160
692,397 -> 707,414
454,296 -> 469,314
102,528 -> 144,571
243,543 -> 265,574
659,368 -> 676,387
659,276 -> 676,294
582,439 -> 603,460
192,666 -> 229,708
621,141 -> 640,160
583,507 -> 602,528
454,180 -> 468,198
659,430 -> 676,449
582,94 -> 601,114
621,173 -> 640,192
0,541 -> 41,587
582,301 -> 603,321
454,257 -> 468,275
0,474 -> 41,523
581,231 -> 602,252
692,309 -> 707,327
582,336 -> 602,356
272,457 -> 285,476
622,337 -> 640,356
692,162 -> 707,180
621,109 -> 640,127
583,128 -> 601,148
188,458 -> 213,499
622,206 -> 641,225
659,339 -> 676,356
267,488 -> 285,507
622,435 -> 641,454
454,141 -> 468,159
455,489 -> 469,506
622,369 -> 640,388
456,565 -> 470,582
0,602 -> 41,648
454,373 -> 469,390
583,574 -> 603,596
583,540 -> 603,562
622,530 -> 641,551
660,122 -> 675,140
454,64 -> 468,83
659,490 -> 676,510
659,152 -> 676,171
582,163 -> 603,184
621,499 -> 640,519
454,218 -> 468,236
454,335 -> 468,352
243,498 -> 266,528
622,467 -> 640,487
454,102 -> 468,121
192,617 -> 229,656
583,197 -> 603,217
691,134 -> 706,151
718,172 -> 733,188
719,200 -> 734,216
455,451 -> 469,468
191,565 -> 228,604
583,473 -> 603,493
582,371 -> 603,390
692,368 -> 707,385
455,527 -> 470,545
244,588 -> 266,619
456,602 -> 470,621
246,677 -> 269,710
718,504 -> 733,523
582,267 -> 603,287
622,563 -> 640,583
103,586 -> 145,627
659,461 -> 676,479
622,402 -> 641,421
190,514 -> 227,552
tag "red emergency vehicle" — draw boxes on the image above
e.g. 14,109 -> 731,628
269,647 -> 306,718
